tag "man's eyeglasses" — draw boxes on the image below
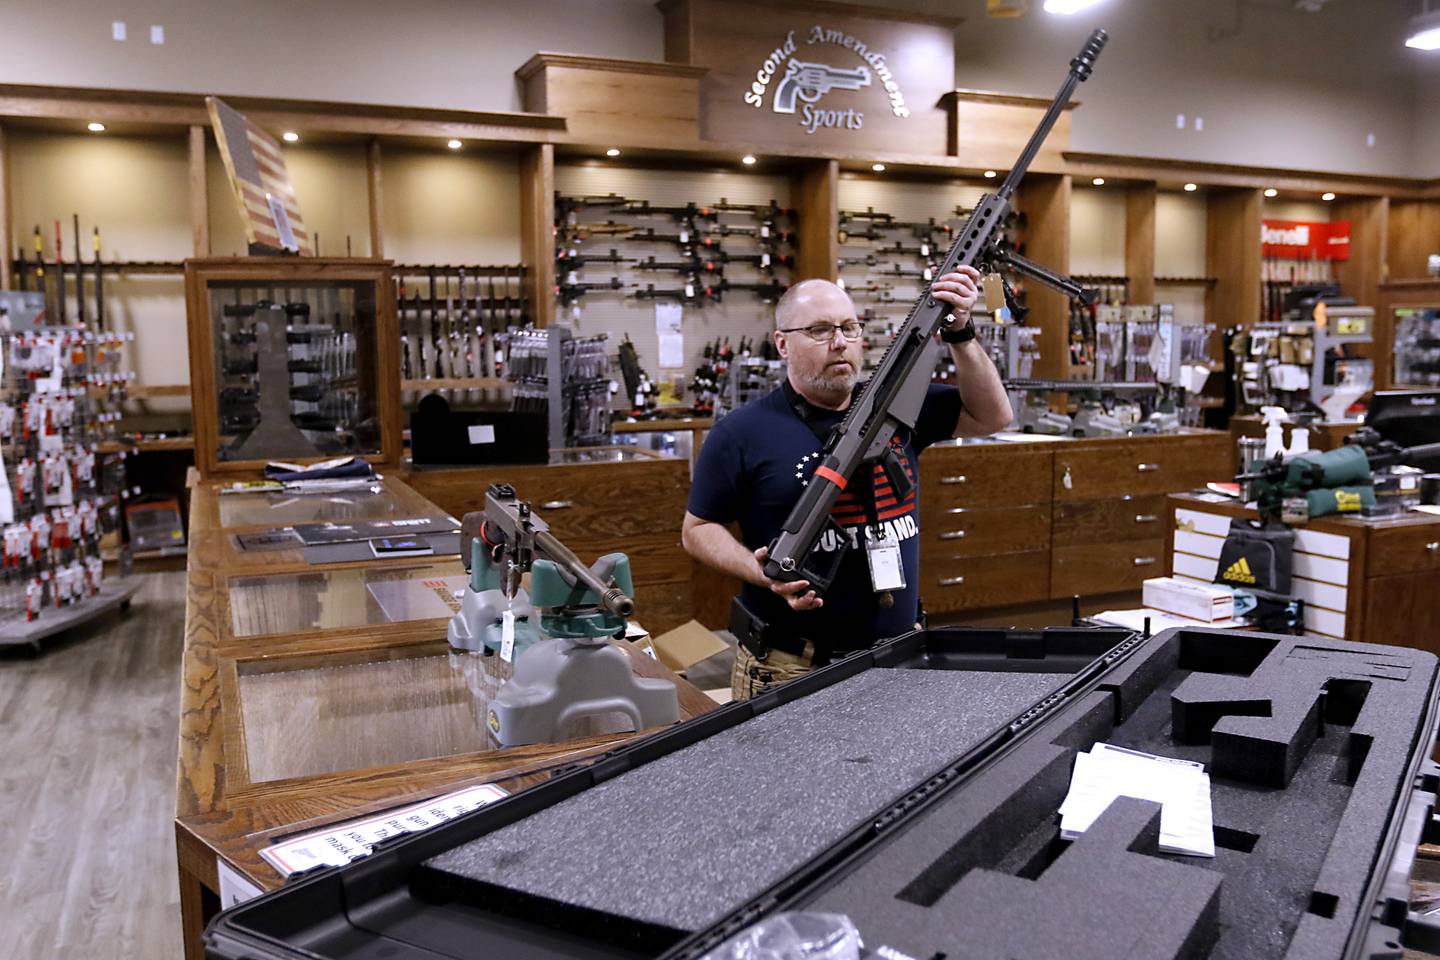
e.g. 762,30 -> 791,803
779,320 -> 865,343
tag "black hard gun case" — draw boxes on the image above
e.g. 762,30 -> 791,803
204,626 -> 1440,960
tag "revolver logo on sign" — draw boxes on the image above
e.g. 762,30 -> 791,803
744,25 -> 912,135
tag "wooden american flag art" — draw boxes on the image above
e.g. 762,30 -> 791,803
206,96 -> 312,255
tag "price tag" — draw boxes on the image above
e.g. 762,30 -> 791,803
678,228 -> 689,244
684,282 -> 695,298
760,224 -> 771,239
500,609 -> 515,662
836,277 -> 846,290
760,252 -> 771,268
922,267 -> 933,281
920,242 -> 930,257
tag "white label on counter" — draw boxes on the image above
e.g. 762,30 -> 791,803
217,859 -> 265,908
258,784 -> 509,877
467,424 -> 496,445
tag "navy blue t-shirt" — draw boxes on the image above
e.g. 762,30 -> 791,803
687,383 -> 962,647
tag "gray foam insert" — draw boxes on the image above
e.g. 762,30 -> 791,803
806,632 -> 1436,960
423,668 -> 1070,931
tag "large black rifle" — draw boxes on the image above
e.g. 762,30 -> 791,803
762,28 -> 1108,591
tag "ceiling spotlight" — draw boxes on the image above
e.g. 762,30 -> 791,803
872,163 -> 886,172
1405,8 -> 1440,49
282,131 -> 299,143
1322,191 -> 1336,201
741,154 -> 757,165
1183,182 -> 1198,192
1092,177 -> 1106,186
605,148 -> 620,157
1264,188 -> 1278,197
1043,0 -> 1107,13
447,139 -> 462,150
983,170 -> 997,179
87,122 -> 106,133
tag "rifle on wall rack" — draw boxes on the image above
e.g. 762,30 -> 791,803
761,28 -> 1109,592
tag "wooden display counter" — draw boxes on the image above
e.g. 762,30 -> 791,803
402,447 -> 694,634
1164,492 -> 1440,647
174,473 -> 715,960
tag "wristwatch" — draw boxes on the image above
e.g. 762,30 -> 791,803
939,313 -> 976,344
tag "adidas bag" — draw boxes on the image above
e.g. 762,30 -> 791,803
1215,518 -> 1294,595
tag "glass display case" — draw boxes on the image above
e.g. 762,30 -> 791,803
185,258 -> 401,475
1394,306 -> 1440,388
226,559 -> 466,638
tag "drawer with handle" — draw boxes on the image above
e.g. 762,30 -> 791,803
1368,523 -> 1440,576
919,503 -> 1051,561
921,548 -> 1051,613
1050,538 -> 1167,598
920,445 -> 1052,510
1054,437 -> 1226,501
1052,494 -> 1168,546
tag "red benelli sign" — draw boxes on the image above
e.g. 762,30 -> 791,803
1261,219 -> 1351,260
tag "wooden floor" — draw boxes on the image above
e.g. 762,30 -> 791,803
0,571 -> 185,959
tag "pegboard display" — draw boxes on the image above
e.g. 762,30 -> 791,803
0,319 -> 131,624
554,163 -> 797,400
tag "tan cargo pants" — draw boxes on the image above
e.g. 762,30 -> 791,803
730,640 -> 817,701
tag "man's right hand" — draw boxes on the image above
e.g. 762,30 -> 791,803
753,546 -> 824,611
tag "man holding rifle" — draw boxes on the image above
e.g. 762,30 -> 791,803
682,267 -> 1012,700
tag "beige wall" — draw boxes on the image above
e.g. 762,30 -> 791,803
1068,185 -> 1126,278
378,146 -> 522,265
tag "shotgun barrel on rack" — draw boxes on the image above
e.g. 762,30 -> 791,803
761,28 -> 1109,592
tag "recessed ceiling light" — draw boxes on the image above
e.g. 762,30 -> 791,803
1405,10 -> 1440,49
282,131 -> 299,143
1183,182 -> 1198,192
872,163 -> 886,172
1264,188 -> 1278,197
1322,192 -> 1336,201
983,170 -> 997,179
1092,177 -> 1106,186
87,122 -> 106,133
1043,0 -> 1106,12
605,148 -> 620,157
741,154 -> 757,165
447,139 -> 462,150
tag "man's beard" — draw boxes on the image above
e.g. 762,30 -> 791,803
795,360 -> 859,404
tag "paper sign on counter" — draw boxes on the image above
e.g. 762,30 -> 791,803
259,783 -> 509,877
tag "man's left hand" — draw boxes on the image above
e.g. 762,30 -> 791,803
931,266 -> 981,330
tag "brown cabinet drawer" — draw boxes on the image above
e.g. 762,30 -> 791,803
920,444 -> 1052,510
1368,524 -> 1440,576
919,503 -> 1051,560
1053,436 -> 1227,502
1050,538 -> 1166,598
921,549 -> 1051,613
1052,495 -> 1167,546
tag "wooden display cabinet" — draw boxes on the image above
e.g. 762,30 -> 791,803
185,257 -> 401,476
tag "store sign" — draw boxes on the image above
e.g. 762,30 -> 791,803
742,26 -> 913,135
662,0 -> 955,154
1261,219 -> 1351,260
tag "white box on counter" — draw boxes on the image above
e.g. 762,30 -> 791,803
1142,577 -> 1235,623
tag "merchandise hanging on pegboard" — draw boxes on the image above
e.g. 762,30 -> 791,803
0,291 -> 139,649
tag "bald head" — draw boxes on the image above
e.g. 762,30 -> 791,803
774,278 -> 855,330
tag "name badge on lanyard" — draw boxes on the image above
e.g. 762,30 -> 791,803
865,528 -> 906,593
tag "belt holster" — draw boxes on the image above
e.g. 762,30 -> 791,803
730,596 -> 772,662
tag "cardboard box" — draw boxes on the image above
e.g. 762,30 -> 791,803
651,619 -> 730,675
1142,577 -> 1235,623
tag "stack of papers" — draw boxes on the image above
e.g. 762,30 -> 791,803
1059,743 -> 1214,857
